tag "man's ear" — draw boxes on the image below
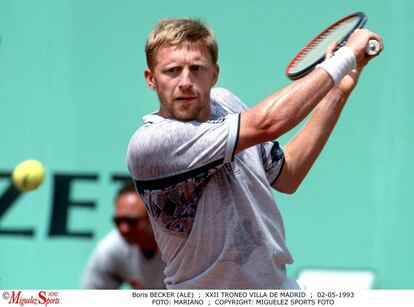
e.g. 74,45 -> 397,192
212,64 -> 220,87
144,68 -> 157,91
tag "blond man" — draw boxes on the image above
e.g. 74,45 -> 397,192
127,18 -> 382,289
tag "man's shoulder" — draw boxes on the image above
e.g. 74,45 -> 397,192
127,114 -> 186,156
211,87 -> 248,113
95,229 -> 129,254
211,87 -> 236,104
86,230 -> 139,278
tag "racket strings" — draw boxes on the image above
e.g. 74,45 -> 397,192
287,14 -> 363,77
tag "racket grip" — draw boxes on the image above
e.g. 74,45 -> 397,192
366,40 -> 380,55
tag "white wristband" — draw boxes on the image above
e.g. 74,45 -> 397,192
316,46 -> 357,85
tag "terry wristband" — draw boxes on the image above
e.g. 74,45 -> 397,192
316,46 -> 357,86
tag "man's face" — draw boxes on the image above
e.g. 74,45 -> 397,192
145,44 -> 219,122
114,191 -> 152,245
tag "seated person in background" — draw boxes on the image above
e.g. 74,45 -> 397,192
82,182 -> 166,289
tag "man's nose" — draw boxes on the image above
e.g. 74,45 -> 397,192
178,68 -> 192,89
118,222 -> 131,234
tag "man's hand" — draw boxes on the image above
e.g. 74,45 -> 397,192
326,28 -> 383,96
345,29 -> 383,69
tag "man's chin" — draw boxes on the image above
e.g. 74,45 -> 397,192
172,112 -> 197,121
123,237 -> 136,245
173,107 -> 208,121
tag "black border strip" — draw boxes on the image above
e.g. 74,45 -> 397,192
231,113 -> 241,161
270,157 -> 285,186
134,158 -> 224,191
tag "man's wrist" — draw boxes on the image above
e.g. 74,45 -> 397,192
316,47 -> 357,86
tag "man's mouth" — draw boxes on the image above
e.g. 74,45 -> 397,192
175,96 -> 197,102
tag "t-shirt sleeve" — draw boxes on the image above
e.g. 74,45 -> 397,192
127,112 -> 240,184
126,111 -> 240,234
260,140 -> 285,185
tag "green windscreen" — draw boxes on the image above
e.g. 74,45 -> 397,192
1,0 -> 413,289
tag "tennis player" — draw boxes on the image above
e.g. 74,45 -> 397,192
127,18 -> 382,289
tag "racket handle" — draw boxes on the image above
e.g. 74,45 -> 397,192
366,40 -> 380,55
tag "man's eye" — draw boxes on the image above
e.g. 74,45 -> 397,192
191,65 -> 203,72
164,67 -> 180,74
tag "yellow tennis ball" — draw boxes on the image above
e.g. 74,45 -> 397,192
12,160 -> 45,192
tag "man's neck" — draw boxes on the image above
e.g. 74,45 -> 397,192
139,246 -> 157,259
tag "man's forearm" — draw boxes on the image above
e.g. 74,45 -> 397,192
237,68 -> 334,153
273,87 -> 349,194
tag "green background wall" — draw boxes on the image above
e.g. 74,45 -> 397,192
1,0 -> 413,289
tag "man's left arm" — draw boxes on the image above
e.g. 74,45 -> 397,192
273,64 -> 361,194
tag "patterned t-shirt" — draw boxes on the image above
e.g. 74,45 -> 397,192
127,88 -> 296,289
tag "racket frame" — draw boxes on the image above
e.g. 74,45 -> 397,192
286,12 -> 367,80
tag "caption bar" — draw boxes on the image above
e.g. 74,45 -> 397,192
1,290 -> 414,307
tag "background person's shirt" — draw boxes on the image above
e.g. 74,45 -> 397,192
82,229 -> 166,289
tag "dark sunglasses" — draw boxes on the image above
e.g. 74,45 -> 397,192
113,216 -> 142,227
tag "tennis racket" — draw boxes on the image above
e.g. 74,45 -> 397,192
285,12 -> 380,80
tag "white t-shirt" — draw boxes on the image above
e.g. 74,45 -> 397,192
127,88 -> 296,289
82,229 -> 165,289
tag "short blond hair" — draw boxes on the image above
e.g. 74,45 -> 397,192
145,18 -> 218,69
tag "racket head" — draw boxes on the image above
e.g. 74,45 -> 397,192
286,12 -> 367,80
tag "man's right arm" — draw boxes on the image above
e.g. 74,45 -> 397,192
237,68 -> 334,153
